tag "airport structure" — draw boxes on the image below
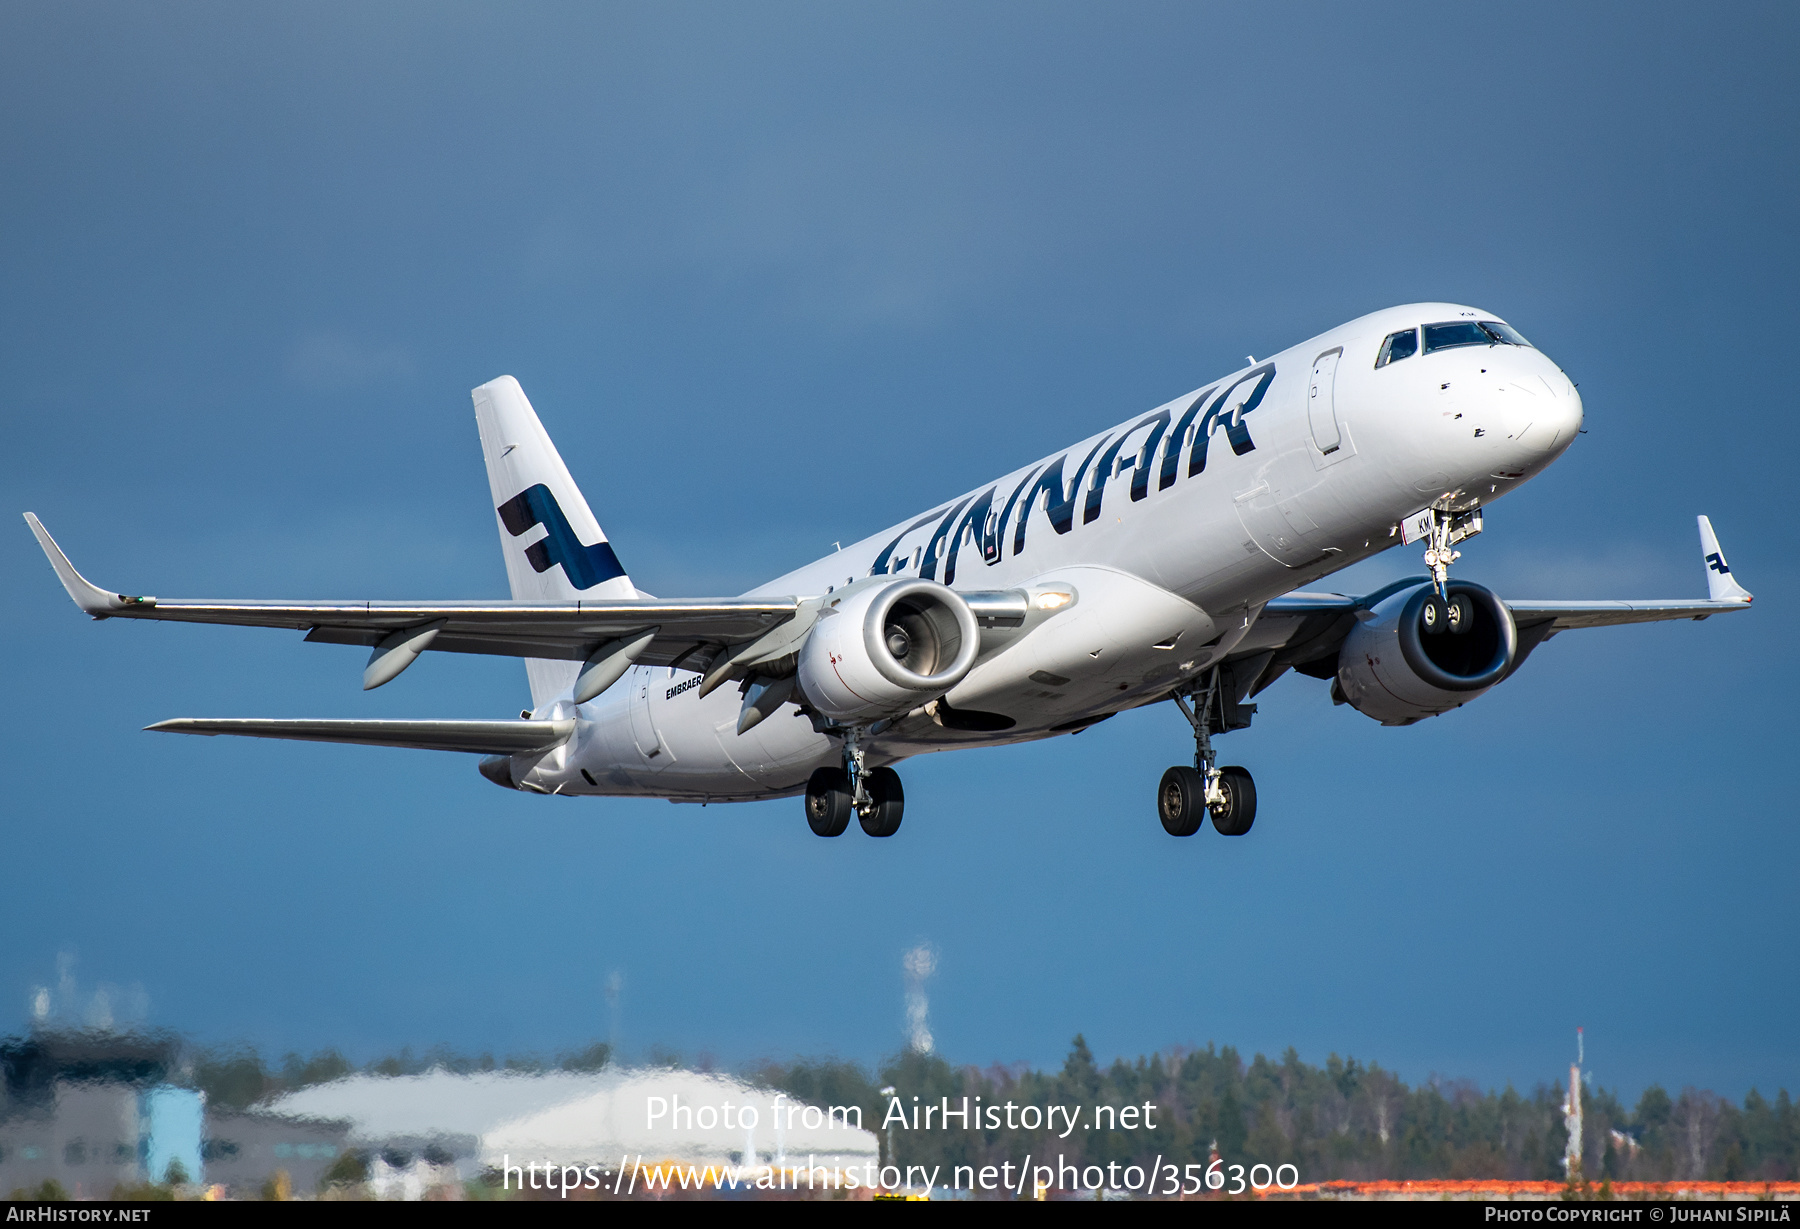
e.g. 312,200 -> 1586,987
1564,1027 -> 1585,1179
268,1066 -> 880,1197
2,1030 -> 876,1199
0,1031 -> 348,1197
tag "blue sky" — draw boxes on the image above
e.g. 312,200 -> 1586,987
3,2 -> 1796,1101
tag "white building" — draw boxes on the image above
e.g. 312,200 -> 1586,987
267,1066 -> 877,1198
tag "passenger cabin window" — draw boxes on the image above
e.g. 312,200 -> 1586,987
1375,328 -> 1419,367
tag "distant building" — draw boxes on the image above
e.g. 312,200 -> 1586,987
1,1082 -> 144,1197
200,1107 -> 350,1195
4,1034 -> 878,1199
0,1031 -> 349,1198
0,1033 -> 203,1196
269,1067 -> 879,1197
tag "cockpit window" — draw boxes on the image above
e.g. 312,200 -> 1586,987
1422,322 -> 1494,353
1480,320 -> 1531,347
1375,328 -> 1419,368
1422,320 -> 1535,354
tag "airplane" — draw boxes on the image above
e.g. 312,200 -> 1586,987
25,303 -> 1753,839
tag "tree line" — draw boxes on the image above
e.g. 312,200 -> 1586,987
180,1034 -> 1797,1183
757,1039 -> 1799,1184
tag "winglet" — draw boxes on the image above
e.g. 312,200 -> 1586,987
1698,515 -> 1752,604
22,513 -> 153,616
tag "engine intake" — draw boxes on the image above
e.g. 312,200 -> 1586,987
796,579 -> 980,723
1395,582 -> 1514,692
1336,580 -> 1516,725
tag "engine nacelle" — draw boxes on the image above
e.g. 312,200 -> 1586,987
1335,580 -> 1517,725
796,579 -> 981,723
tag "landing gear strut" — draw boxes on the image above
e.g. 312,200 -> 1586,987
1419,506 -> 1483,598
1417,506 -> 1484,636
805,725 -> 904,838
1160,668 -> 1256,837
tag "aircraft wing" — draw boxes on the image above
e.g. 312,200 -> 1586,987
26,513 -> 796,672
1228,515 -> 1751,694
1261,591 -> 1752,631
1497,598 -> 1749,630
145,717 -> 574,755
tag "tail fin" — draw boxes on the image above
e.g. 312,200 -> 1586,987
1697,515 -> 1752,603
472,376 -> 638,706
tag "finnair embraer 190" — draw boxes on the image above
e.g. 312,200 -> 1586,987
27,304 -> 1752,839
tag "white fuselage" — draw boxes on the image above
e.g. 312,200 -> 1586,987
514,303 -> 1583,801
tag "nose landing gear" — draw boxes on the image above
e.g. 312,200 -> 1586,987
1417,505 -> 1483,601
1411,505 -> 1484,638
1421,591 -> 1476,636
804,725 -> 905,838
1160,668 -> 1256,837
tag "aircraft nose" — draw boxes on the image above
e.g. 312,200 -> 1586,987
1441,348 -> 1583,489
1511,362 -> 1583,459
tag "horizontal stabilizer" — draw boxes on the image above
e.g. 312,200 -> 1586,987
146,717 -> 574,755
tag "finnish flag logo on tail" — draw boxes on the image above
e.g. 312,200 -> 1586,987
1698,515 -> 1752,604
498,483 -> 627,590
472,373 -> 637,618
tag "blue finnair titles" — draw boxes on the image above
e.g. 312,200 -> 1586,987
873,361 -> 1279,587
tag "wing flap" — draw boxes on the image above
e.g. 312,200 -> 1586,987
297,623 -> 739,665
146,717 -> 574,755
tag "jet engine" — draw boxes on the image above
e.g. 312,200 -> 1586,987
796,579 -> 981,723
1334,580 -> 1516,725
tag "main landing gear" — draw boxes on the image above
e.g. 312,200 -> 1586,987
805,726 -> 904,838
1159,668 -> 1256,837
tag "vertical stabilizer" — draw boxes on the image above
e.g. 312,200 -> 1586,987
1697,515 -> 1752,603
473,376 -> 637,706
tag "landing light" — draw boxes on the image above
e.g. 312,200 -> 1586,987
1035,590 -> 1073,611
